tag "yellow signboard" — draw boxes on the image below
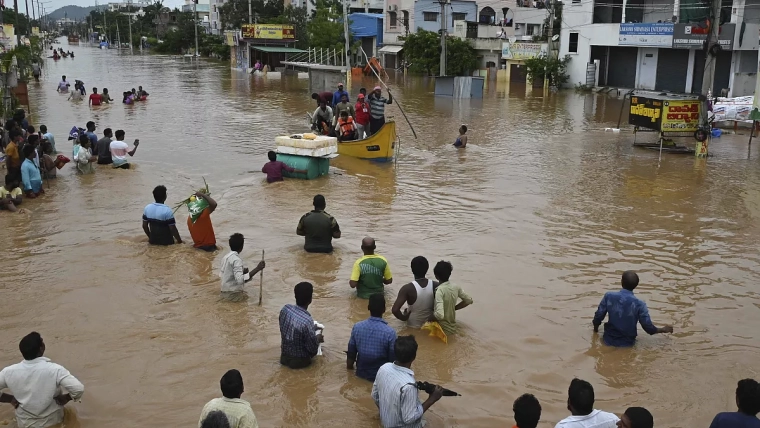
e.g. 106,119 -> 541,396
0,24 -> 16,53
241,24 -> 295,40
32,27 -> 39,36
660,100 -> 701,132
225,32 -> 235,46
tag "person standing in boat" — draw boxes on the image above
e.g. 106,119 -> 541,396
354,93 -> 370,139
367,86 -> 392,136
453,125 -> 468,148
333,94 -> 355,126
332,83 -> 349,107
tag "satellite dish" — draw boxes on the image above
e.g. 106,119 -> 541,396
552,34 -> 559,41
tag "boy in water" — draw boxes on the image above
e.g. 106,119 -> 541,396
261,151 -> 306,183
0,175 -> 23,212
101,88 -> 114,103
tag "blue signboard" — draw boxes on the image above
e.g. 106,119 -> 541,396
618,23 -> 674,47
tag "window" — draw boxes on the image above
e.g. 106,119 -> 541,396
453,12 -> 466,21
526,24 -> 534,35
572,0 -> 580,4
423,12 -> 438,21
213,4 -> 216,12
389,11 -> 397,28
569,32 -> 579,53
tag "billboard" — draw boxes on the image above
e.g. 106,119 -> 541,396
241,24 -> 295,40
672,23 -> 735,49
660,100 -> 701,132
0,24 -> 16,53
501,42 -> 547,60
618,23 -> 673,47
629,96 -> 663,130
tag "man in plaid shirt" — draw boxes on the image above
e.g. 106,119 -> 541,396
347,293 -> 397,381
279,282 -> 322,369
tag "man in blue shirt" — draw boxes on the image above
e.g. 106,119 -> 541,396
84,121 -> 98,156
279,282 -> 322,369
710,379 -> 760,428
142,185 -> 183,246
592,271 -> 673,347
347,293 -> 397,381
332,83 -> 349,107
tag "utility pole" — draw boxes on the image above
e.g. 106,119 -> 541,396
543,0 -> 555,92
128,0 -> 133,53
438,0 -> 446,76
194,0 -> 199,57
14,0 -> 20,46
697,0 -> 722,158
343,0 -> 351,86
248,0 -> 252,24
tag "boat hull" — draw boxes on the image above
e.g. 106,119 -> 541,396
337,121 -> 396,161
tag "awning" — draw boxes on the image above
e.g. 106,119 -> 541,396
378,45 -> 403,54
250,46 -> 306,53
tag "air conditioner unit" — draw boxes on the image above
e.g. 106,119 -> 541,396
388,4 -> 397,12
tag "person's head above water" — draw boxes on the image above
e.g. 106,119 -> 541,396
19,332 -> 45,360
229,233 -> 244,253
103,128 -> 113,138
23,145 -> 35,160
622,270 -> 639,291
567,378 -> 594,416
220,369 -> 244,399
153,185 -> 168,204
92,87 -> 98,94
459,125 -> 467,134
5,174 -> 19,189
86,121 -> 96,132
61,75 -> 66,81
410,256 -> 429,278
115,130 -> 125,140
433,260 -> 453,283
736,378 -> 760,416
394,335 -> 417,366
361,237 -> 376,255
313,194 -> 326,210
294,281 -> 313,308
513,393 -> 541,428
78,133 -> 90,148
368,293 -> 385,317
268,151 -> 277,162
619,407 -> 653,428
39,125 -> 47,133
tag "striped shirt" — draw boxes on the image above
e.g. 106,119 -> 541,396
371,363 -> 424,428
368,94 -> 391,119
142,202 -> 176,245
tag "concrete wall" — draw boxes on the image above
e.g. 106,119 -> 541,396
559,23 -> 619,87
413,0 -> 478,33
309,68 -> 347,93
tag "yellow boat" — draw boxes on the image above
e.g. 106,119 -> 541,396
338,121 -> 396,162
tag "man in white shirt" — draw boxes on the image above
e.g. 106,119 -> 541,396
555,378 -> 619,428
109,129 -> 139,169
371,335 -> 443,428
198,369 -> 258,428
0,332 -> 84,428
220,233 -> 265,301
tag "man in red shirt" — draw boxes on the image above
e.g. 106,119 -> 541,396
89,87 -> 102,106
262,151 -> 307,183
354,93 -> 370,139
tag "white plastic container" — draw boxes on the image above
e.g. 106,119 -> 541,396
275,135 -> 338,157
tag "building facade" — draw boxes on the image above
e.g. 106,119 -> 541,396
559,0 -> 760,96
209,0 -> 227,35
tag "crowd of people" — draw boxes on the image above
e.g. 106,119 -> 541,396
55,75 -> 149,106
310,83 -> 392,142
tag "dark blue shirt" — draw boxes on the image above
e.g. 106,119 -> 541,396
332,89 -> 349,107
710,412 -> 760,428
347,317 -> 396,381
593,289 -> 658,347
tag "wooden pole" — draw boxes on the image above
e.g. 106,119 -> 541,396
258,249 -> 264,305
360,48 -> 418,139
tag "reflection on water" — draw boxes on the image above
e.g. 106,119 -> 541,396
0,45 -> 759,427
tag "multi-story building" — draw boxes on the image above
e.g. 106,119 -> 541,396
182,0 -> 211,32
559,0 -> 760,95
209,0 -> 227,35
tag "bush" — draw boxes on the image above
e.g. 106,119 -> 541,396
523,54 -> 571,88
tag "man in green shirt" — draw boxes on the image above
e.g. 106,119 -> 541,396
432,260 -> 473,335
297,195 -> 341,253
349,237 -> 393,299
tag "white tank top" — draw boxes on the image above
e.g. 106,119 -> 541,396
407,280 -> 434,328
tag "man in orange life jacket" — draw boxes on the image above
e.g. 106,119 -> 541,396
336,110 -> 358,142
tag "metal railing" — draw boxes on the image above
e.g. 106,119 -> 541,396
283,48 -> 346,67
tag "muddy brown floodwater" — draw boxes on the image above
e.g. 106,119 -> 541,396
1,45 -> 759,428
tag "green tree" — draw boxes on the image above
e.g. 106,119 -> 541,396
307,0 -> 346,51
402,30 -> 478,76
523,54 -> 571,87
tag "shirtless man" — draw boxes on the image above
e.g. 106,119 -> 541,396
391,256 -> 438,328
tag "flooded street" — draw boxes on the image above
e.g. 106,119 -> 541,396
1,45 -> 760,427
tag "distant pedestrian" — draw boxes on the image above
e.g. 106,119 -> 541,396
279,282 -> 322,369
39,125 -> 56,154
109,130 -> 139,169
453,125 -> 468,148
554,378 -> 619,428
56,75 -> 69,92
367,86 -> 392,136
89,87 -> 102,106
349,237 -> 393,299
198,369 -> 258,428
592,271 -> 673,347
709,378 -> 760,428
101,88 -> 114,103
32,62 -> 41,82
618,407 -> 653,428
84,121 -> 98,155
513,393 -> 542,428
296,194 -> 341,253
96,128 -> 114,164
0,332 -> 85,428
347,293 -> 397,381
